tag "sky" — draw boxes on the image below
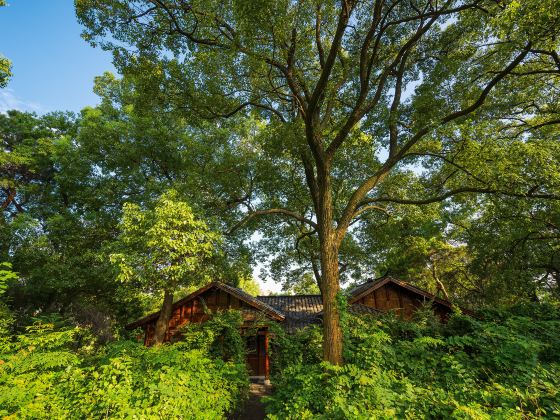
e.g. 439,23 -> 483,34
0,0 -> 115,114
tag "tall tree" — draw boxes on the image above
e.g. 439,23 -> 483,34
77,0 -> 560,364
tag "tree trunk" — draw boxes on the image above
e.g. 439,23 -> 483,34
316,164 -> 344,365
154,289 -> 174,345
431,259 -> 450,300
320,236 -> 343,365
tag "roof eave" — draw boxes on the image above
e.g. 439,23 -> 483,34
125,281 -> 284,329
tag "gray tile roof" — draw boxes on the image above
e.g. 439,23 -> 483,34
215,282 -> 286,319
257,295 -> 323,332
348,303 -> 382,315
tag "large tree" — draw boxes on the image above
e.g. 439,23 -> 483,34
77,0 -> 560,364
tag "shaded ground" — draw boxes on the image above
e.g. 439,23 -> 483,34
229,382 -> 272,420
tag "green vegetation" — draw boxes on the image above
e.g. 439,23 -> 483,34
1,0 -> 560,417
0,312 -> 248,419
75,0 -> 560,364
110,190 -> 220,343
266,304 -> 560,419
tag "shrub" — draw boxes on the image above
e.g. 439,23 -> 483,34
265,303 -> 560,419
0,312 -> 249,419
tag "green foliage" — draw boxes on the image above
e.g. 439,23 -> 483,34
0,55 -> 10,88
0,314 -> 248,418
266,304 -> 560,419
75,0 -> 560,305
237,275 -> 261,296
0,262 -> 17,296
0,262 -> 16,347
178,309 -> 247,364
1,95 -> 254,328
0,109 -> 129,324
110,189 -> 220,293
267,323 -> 323,375
283,273 -> 320,295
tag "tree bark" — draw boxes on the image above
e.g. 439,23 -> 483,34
431,258 -> 450,300
316,166 -> 344,365
320,236 -> 343,365
154,289 -> 174,345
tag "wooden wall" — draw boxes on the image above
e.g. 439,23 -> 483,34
355,283 -> 452,321
143,287 -> 263,346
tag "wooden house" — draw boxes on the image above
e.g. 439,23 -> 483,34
125,282 -> 285,379
126,277 -> 459,379
348,276 -> 456,320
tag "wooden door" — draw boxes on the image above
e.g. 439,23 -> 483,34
246,333 -> 266,376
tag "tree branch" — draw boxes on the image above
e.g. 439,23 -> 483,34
227,208 -> 317,234
315,4 -> 325,69
307,0 -> 354,117
352,204 -> 390,219
361,187 -> 560,206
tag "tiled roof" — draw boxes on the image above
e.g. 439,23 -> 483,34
348,303 -> 382,315
130,277 -> 459,333
216,282 -> 285,319
257,295 -> 323,332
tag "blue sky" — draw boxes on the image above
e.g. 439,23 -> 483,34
0,0 -> 115,114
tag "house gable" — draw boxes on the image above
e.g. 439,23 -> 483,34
349,277 -> 455,320
126,282 -> 285,346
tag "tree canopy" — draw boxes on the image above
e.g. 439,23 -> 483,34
76,0 -> 560,363
111,190 -> 219,342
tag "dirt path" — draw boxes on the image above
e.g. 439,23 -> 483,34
229,383 -> 272,420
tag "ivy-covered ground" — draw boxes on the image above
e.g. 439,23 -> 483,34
1,303 -> 559,419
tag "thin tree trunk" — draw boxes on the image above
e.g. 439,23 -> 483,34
431,259 -> 450,300
311,258 -> 323,294
154,289 -> 174,345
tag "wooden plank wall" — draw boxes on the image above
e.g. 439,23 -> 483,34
143,287 -> 261,346
356,283 -> 451,321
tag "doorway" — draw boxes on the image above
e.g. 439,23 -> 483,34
245,329 -> 269,378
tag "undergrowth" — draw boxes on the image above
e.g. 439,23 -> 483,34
266,302 -> 560,419
0,311 -> 248,419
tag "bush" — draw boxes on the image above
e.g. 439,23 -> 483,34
0,312 -> 249,418
265,303 -> 560,419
